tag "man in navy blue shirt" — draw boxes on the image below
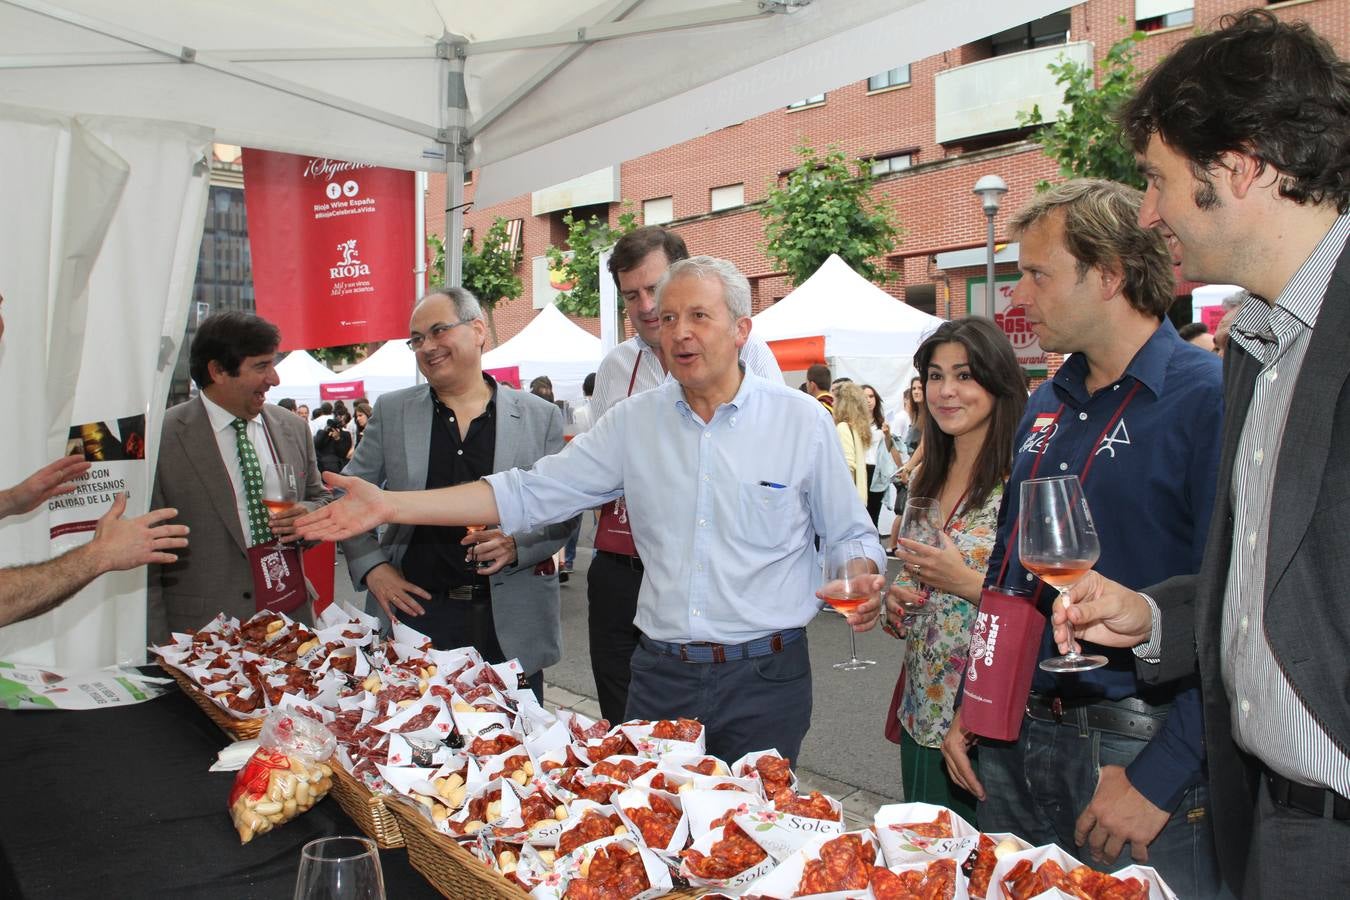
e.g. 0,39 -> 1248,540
939,180 -> 1223,897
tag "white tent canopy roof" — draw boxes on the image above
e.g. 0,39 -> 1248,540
751,254 -> 943,357
482,303 -> 603,403
332,338 -> 418,403
271,348 -> 336,408
0,0 -> 1069,206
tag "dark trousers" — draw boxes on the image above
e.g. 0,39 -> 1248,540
1245,777 -> 1350,898
586,551 -> 643,724
978,717 -> 1221,899
625,634 -> 813,766
398,586 -> 544,703
865,464 -> 884,525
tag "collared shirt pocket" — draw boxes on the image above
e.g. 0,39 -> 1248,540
735,481 -> 802,550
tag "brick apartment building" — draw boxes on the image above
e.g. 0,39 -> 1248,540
431,0 -> 1347,348
182,0 -> 1346,400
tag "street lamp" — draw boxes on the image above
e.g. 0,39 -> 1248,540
973,175 -> 1008,319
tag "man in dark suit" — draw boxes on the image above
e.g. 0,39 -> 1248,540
148,312 -> 330,641
1051,11 -> 1350,896
339,288 -> 572,700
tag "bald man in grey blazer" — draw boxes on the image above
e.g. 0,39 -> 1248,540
340,288 -> 572,699
148,313 -> 330,643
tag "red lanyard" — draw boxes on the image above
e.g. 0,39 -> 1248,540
994,381 -> 1143,590
627,349 -> 643,397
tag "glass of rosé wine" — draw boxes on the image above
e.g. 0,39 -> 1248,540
262,463 -> 298,543
821,540 -> 876,671
1019,474 -> 1106,673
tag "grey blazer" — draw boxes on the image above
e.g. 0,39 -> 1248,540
1146,239 -> 1350,890
147,398 -> 332,643
340,383 -> 572,675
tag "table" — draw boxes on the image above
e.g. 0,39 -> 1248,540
0,683 -> 440,899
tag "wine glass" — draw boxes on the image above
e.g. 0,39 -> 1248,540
821,540 -> 876,671
895,497 -> 943,625
464,524 -> 493,569
1019,475 -> 1107,673
293,836 -> 386,900
262,463 -> 299,543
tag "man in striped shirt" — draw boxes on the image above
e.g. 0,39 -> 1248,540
1052,11 -> 1350,896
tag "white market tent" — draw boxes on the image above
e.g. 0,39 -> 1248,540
334,338 -> 420,404
272,349 -> 336,411
0,0 -> 1069,667
752,253 -> 942,418
482,303 -> 603,405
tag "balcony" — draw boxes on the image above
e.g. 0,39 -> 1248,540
531,166 -> 620,216
934,41 -> 1093,145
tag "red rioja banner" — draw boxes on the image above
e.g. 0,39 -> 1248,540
243,149 -> 415,350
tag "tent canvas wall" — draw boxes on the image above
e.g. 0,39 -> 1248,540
752,254 -> 941,419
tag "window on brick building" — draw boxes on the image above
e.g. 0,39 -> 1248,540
710,183 -> 745,212
905,283 -> 937,317
990,11 -> 1070,56
868,66 -> 911,91
1135,1 -> 1193,31
869,153 -> 913,176
786,93 -> 826,110
643,196 -> 674,225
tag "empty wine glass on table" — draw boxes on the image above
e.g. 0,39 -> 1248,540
262,463 -> 299,542
821,540 -> 876,671
894,497 -> 943,625
293,836 -> 386,900
1019,474 -> 1106,673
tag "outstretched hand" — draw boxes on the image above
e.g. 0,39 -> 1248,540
1,454 -> 91,519
294,472 -> 395,542
88,493 -> 190,573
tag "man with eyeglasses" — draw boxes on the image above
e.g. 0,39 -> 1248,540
584,226 -> 783,724
337,287 -> 573,700
148,311 -> 330,642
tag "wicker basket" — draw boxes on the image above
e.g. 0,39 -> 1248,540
328,761 -> 404,849
385,797 -> 704,899
157,660 -> 263,741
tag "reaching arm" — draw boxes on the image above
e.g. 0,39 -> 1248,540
295,472 -> 501,543
0,455 -> 91,520
0,493 -> 189,628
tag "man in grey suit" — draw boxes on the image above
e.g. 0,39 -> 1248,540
340,287 -> 571,700
1050,12 -> 1350,896
148,312 -> 330,642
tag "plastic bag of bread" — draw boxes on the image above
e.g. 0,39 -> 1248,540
228,710 -> 336,843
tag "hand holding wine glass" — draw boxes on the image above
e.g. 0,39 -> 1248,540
819,540 -> 878,671
1019,475 -> 1106,673
894,497 -> 943,624
262,463 -> 301,542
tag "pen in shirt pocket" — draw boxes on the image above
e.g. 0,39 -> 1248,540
758,480 -> 787,489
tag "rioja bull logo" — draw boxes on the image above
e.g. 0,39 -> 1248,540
330,239 -> 371,278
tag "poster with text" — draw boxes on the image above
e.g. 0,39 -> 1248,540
968,275 -> 1045,374
243,149 -> 415,350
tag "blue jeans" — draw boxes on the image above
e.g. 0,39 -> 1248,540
977,717 -> 1221,899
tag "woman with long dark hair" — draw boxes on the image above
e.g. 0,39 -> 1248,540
881,317 -> 1026,819
862,384 -> 901,526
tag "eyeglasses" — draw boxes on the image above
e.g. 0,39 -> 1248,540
406,320 -> 471,351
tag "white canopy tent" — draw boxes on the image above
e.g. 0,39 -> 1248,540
272,349 -> 336,411
333,339 -> 419,404
752,254 -> 942,420
0,0 -> 1071,667
482,304 -> 603,405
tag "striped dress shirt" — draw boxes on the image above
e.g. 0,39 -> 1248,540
1222,213 -> 1350,794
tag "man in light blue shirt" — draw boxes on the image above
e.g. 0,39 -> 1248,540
297,256 -> 885,764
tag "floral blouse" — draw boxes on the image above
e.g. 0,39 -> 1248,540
897,483 -> 1003,749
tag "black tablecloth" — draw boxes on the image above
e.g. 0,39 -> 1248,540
0,683 -> 440,899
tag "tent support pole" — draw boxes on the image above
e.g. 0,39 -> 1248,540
442,38 -> 468,289
414,171 -> 427,299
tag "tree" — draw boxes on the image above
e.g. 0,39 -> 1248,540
311,343 -> 367,368
1018,31 -> 1147,190
760,142 -> 902,288
426,219 -> 524,346
545,209 -> 638,318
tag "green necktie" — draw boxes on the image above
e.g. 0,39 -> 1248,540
231,418 -> 273,546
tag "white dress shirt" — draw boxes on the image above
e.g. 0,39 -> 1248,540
486,372 -> 884,644
200,392 -> 277,544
